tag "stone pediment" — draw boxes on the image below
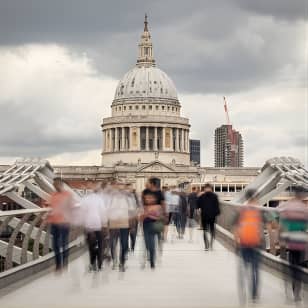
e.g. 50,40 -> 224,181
137,160 -> 175,173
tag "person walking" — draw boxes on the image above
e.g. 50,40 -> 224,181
233,189 -> 264,304
278,186 -> 308,303
141,177 -> 166,265
188,187 -> 198,242
177,191 -> 188,239
108,183 -> 136,272
47,178 -> 73,272
125,184 -> 139,253
197,184 -> 220,250
141,189 -> 164,269
80,182 -> 108,272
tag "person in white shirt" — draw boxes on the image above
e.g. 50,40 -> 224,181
108,182 -> 137,272
80,182 -> 108,271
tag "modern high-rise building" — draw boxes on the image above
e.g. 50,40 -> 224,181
189,139 -> 200,166
215,125 -> 243,167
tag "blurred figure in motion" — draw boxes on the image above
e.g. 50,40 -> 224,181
169,187 -> 181,240
47,177 -> 73,272
188,187 -> 198,242
163,186 -> 172,241
233,189 -> 264,304
197,184 -> 220,250
109,182 -> 136,272
177,191 -> 188,239
141,189 -> 164,269
125,184 -> 139,253
80,182 -> 108,272
278,186 -> 308,303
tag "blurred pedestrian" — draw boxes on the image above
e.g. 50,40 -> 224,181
177,191 -> 188,239
79,182 -> 108,272
188,187 -> 198,242
169,187 -> 181,240
233,189 -> 264,304
278,186 -> 308,303
141,177 -> 166,264
47,177 -> 73,272
141,190 -> 164,269
108,182 -> 136,272
125,184 -> 139,253
197,184 -> 220,250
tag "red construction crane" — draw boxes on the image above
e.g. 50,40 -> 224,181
223,96 -> 231,126
223,97 -> 237,162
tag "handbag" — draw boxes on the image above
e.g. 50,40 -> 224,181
152,220 -> 164,233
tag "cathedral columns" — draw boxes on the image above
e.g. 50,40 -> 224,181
114,128 -> 119,151
176,128 -> 179,152
154,127 -> 158,151
181,129 -> 184,152
121,127 -> 125,150
145,127 -> 149,150
162,127 -> 166,151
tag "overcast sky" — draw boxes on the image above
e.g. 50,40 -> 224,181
0,0 -> 307,167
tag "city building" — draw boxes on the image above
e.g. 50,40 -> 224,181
0,16 -> 257,194
189,139 -> 200,166
101,14 -> 190,167
215,124 -> 244,167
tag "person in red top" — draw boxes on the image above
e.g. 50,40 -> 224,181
47,177 -> 73,272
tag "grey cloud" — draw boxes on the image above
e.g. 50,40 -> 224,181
0,0 -> 306,95
0,100 -> 100,157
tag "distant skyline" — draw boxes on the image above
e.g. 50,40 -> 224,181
0,0 -> 307,167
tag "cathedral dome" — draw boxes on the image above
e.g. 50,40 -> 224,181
114,66 -> 178,101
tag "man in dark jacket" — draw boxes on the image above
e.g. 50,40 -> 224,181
197,184 -> 220,250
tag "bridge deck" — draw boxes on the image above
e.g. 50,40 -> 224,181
0,230 -> 306,308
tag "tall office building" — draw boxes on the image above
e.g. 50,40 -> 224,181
189,139 -> 200,166
215,125 -> 243,167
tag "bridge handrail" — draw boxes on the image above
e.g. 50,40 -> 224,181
0,208 -> 50,218
0,208 -> 81,273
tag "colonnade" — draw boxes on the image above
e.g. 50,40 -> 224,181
103,126 -> 189,153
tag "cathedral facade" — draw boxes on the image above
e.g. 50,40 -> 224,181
99,15 -> 199,190
101,15 -> 190,167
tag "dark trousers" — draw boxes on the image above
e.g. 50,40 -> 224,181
175,213 -> 187,237
289,250 -> 304,300
110,228 -> 129,266
143,222 -> 159,267
51,224 -> 69,270
87,230 -> 103,270
202,219 -> 215,249
129,220 -> 138,251
239,247 -> 260,300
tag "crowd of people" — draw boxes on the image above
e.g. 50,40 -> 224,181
46,177 -> 308,304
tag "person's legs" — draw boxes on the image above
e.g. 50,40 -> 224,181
109,229 -> 119,267
181,215 -> 187,237
95,231 -> 103,270
51,224 -> 61,270
238,247 -> 248,305
101,227 -> 110,262
251,248 -> 260,300
289,250 -> 303,301
202,221 -> 209,250
148,224 -> 156,268
60,225 -> 69,268
175,213 -> 181,237
87,232 -> 96,270
119,228 -> 129,269
143,223 -> 155,267
129,221 -> 138,252
209,219 -> 216,249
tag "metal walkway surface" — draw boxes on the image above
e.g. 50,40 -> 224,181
0,230 -> 306,308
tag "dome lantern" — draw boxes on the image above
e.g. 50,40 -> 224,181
136,14 -> 155,68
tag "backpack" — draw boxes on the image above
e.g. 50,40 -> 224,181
237,208 -> 262,247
